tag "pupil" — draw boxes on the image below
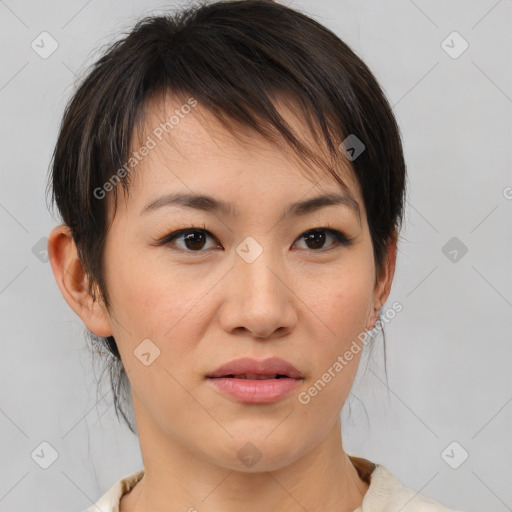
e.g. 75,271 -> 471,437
305,230 -> 325,250
184,231 -> 206,250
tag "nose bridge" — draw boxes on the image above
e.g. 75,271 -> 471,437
234,234 -> 283,303
222,234 -> 294,338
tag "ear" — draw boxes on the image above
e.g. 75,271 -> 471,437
366,233 -> 397,330
48,224 -> 112,337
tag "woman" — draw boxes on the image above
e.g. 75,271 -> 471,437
47,0 -> 459,510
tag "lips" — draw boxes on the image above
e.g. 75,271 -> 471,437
206,357 -> 303,404
206,357 -> 303,380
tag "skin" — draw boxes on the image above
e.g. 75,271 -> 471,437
49,93 -> 396,512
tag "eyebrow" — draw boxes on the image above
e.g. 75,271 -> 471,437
140,191 -> 361,222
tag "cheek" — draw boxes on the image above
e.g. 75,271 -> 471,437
328,277 -> 374,334
102,243 -> 210,354
105,255 -> 211,421
309,256 -> 376,342
299,251 -> 375,397
296,285 -> 372,432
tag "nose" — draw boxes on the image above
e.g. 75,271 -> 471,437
219,244 -> 297,340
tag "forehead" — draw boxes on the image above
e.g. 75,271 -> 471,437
109,91 -> 363,219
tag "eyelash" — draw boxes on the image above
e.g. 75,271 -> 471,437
155,223 -> 354,253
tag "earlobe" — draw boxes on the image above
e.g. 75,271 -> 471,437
48,225 -> 112,337
366,303 -> 382,331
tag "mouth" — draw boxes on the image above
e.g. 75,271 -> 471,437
206,356 -> 303,380
211,374 -> 293,380
206,357 -> 303,404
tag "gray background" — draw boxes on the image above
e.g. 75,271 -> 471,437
0,0 -> 511,510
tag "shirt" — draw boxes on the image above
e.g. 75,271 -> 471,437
83,456 -> 459,512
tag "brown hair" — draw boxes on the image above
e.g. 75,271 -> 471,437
47,0 -> 406,433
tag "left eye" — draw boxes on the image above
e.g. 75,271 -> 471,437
159,227 -> 352,252
294,228 -> 352,251
165,229 -> 221,252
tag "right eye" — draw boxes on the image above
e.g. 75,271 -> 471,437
159,227 -> 222,252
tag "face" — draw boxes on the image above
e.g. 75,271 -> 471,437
88,94 -> 391,471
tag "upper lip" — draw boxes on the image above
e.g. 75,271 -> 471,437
207,357 -> 303,379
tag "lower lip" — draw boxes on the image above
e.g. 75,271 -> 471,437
207,377 -> 302,404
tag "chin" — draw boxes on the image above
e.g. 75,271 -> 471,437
207,433 -> 309,473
